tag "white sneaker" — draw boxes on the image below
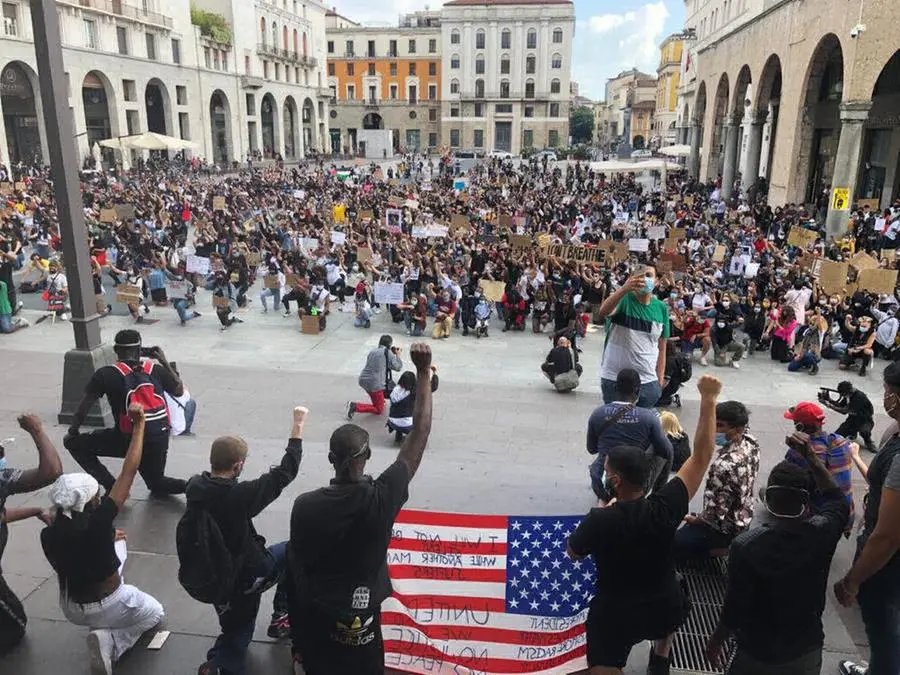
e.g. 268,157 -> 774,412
731,360 -> 740,369
60,312 -> 70,321
87,630 -> 113,675
699,356 -> 708,366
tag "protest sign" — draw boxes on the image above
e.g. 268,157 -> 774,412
374,282 -> 404,305
662,238 -> 679,251
669,228 -> 686,241
165,279 -> 189,300
744,262 -> 760,279
712,245 -> 727,263
536,233 -> 552,248
356,246 -> 372,263
116,284 -> 142,305
360,209 -> 374,221
100,208 -> 118,223
660,251 -> 686,272
450,214 -> 470,233
628,238 -> 650,253
301,314 -> 321,335
14,181 -> 25,192
882,249 -> 896,263
509,234 -> 531,250
498,214 -> 513,228
0,182 -> 12,194
876,218 -> 887,233
858,268 -> 898,295
186,255 -> 210,275
426,224 -> 449,238
264,275 -> 281,289
478,280 -> 505,302
245,252 -> 261,267
385,208 -> 403,234
330,230 -> 347,246
115,203 -> 136,220
213,196 -> 226,211
857,198 -> 880,212
850,251 -> 879,271
647,226 -> 666,240
286,273 -> 303,288
543,245 -> 606,263
302,237 -> 319,250
819,261 -> 848,296
212,295 -> 231,309
411,225 -> 428,239
787,226 -> 818,248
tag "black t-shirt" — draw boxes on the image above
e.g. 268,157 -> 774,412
86,360 -> 180,424
289,459 -> 410,617
569,478 -> 689,606
847,390 -> 874,420
41,496 -> 120,601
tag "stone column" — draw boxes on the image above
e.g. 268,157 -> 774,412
687,119 -> 700,178
742,113 -> 764,200
721,113 -> 741,199
825,101 -> 872,239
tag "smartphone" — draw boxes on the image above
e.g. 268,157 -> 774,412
146,630 -> 170,650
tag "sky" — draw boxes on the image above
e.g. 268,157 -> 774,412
328,0 -> 686,101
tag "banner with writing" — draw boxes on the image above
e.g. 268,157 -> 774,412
542,245 -> 606,264
374,282 -> 404,305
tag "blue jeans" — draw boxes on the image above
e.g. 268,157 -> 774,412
208,542 -> 288,673
857,554 -> 900,675
672,520 -> 734,561
182,398 -> 197,434
787,351 -> 818,372
601,378 -> 661,408
260,287 -> 281,311
174,298 -> 194,323
0,314 -> 12,333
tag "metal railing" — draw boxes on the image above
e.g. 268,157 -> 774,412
62,0 -> 173,28
300,55 -> 317,68
257,42 -> 278,56
3,17 -> 18,37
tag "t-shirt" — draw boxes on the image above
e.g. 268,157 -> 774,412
784,287 -> 812,320
289,459 -> 410,616
568,478 -> 689,606
40,496 -> 120,602
601,292 -> 670,384
0,281 -> 10,316
586,403 -> 672,465
847,390 -> 874,421
85,360 -> 180,427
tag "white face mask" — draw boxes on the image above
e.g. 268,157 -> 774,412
717,321 -> 726,328
721,301 -> 730,308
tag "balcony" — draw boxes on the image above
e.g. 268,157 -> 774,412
300,55 -> 317,69
364,99 -> 379,109
241,75 -> 264,89
257,42 -> 278,57
60,0 -> 172,28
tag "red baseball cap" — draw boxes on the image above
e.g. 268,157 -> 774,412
784,402 -> 826,427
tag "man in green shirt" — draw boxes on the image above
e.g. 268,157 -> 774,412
0,281 -> 28,334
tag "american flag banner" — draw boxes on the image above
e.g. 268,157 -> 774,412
382,510 -> 597,675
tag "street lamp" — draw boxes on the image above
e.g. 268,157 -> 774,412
30,0 -> 114,426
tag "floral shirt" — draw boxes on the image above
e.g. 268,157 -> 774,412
701,434 -> 761,535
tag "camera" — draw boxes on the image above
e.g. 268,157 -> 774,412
817,387 -> 842,405
140,347 -> 156,358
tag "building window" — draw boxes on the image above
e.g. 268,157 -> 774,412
83,19 -> 97,49
263,60 -> 269,78
246,93 -> 255,115
552,27 -> 563,43
390,84 -> 398,99
428,38 -> 437,53
429,108 -> 437,122
501,29 -> 511,49
387,62 -> 395,76
552,53 -> 562,69
450,106 -> 459,118
389,39 -> 397,57
328,62 -> 335,76
176,85 -> 187,105
549,130 -> 559,147
500,80 -> 509,98
345,40 -> 353,56
474,129 -> 484,148
368,62 -> 375,76
475,29 -> 485,49
409,62 -> 416,76
429,132 -> 437,147
408,38 -> 416,53
429,62 -> 436,76
474,102 -> 484,117
347,84 -> 355,99
123,79 -> 136,102
450,29 -> 460,45
475,56 -> 485,75
2,2 -> 18,37
550,78 -> 561,94
126,109 -> 139,135
526,55 -> 535,74
116,26 -> 128,54
145,32 -> 156,60
171,38 -> 181,64
450,79 -> 459,94
523,129 -> 533,149
347,62 -> 354,75
213,50 -> 220,70
549,102 -> 560,117
474,78 -> 484,98
526,28 -> 537,49
496,103 -> 512,113
275,63 -> 281,80
428,83 -> 436,100
409,85 -> 417,104
450,54 -> 460,69
204,47 -> 211,68
500,57 -> 510,75
367,39 -> 375,57
368,85 -> 376,103
450,129 -> 460,147
327,40 -> 334,53
524,105 -> 534,118
525,80 -> 535,99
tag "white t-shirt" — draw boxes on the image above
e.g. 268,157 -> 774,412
165,390 -> 191,436
784,287 -> 812,320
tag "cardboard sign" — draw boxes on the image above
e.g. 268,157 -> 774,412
819,261 -> 848,296
857,268 -> 898,295
165,279 -> 189,300
509,234 -> 531,250
330,230 -> 347,246
857,198 -> 881,212
212,295 -> 231,309
264,275 -> 281,289
611,243 -> 630,261
478,280 -> 506,302
115,284 -> 142,304
628,238 -> 650,253
543,245 -> 606,264
669,228 -> 686,241
301,314 -> 321,334
245,252 -> 261,267
850,251 -> 879,271
647,226 -> 666,240
787,226 -> 818,248
13,181 -> 25,191
882,249 -> 896,263
662,238 -> 679,252
100,208 -> 118,223
186,255 -> 210,275
712,245 -> 727,263
0,182 -> 11,194
115,203 -> 135,220
213,196 -> 226,211
374,282 -> 404,305
450,214 -> 470,233
536,233 -> 552,248
360,210 -> 374,221
286,273 -> 303,288
356,246 -> 372,263
498,214 -> 513,228
659,251 -> 686,272
657,259 -> 673,273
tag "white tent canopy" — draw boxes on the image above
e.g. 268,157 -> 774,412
99,132 -> 199,151
657,144 -> 691,157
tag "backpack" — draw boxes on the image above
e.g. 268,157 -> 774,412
112,361 -> 170,436
176,505 -> 242,605
676,353 -> 693,383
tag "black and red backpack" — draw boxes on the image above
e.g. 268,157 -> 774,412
112,361 -> 170,436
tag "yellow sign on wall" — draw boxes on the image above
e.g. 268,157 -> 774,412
832,187 -> 850,211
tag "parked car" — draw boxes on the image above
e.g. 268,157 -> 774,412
533,150 -> 558,162
489,150 -> 513,159
631,149 -> 653,159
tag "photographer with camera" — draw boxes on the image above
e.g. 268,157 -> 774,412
64,329 -> 187,496
819,381 -> 877,453
346,335 -> 403,419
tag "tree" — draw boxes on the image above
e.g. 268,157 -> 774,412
570,107 -> 594,144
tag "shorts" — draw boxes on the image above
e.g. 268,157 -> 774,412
586,591 -> 690,669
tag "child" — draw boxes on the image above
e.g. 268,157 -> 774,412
474,292 -> 492,338
387,368 -> 439,443
353,291 -> 373,328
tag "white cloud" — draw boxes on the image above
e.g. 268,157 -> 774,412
588,12 -> 636,34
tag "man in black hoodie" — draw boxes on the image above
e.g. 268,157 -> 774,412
287,344 -> 433,675
191,406 -> 307,675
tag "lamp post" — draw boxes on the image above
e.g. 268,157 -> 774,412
30,0 -> 114,426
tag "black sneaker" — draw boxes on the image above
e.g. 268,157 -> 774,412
646,647 -> 671,675
346,401 -> 356,420
809,362 -> 819,375
839,661 -> 868,675
267,612 -> 290,639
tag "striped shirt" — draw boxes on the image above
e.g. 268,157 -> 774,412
786,431 -> 855,531
600,291 -> 670,384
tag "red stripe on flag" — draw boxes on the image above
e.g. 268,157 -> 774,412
382,610 -> 586,646
387,565 -> 507,583
390,592 -> 506,614
395,510 -> 509,529
383,640 -> 587,673
389,538 -> 508,556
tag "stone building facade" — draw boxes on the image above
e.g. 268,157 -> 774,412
655,33 -> 684,146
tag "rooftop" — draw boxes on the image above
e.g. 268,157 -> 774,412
444,0 -> 573,5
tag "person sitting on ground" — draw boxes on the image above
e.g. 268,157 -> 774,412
789,314 -> 830,375
672,400 -> 760,560
660,411 -> 692,472
587,368 -> 673,504
711,309 -> 745,369
0,280 -> 28,334
541,336 -> 583,391
387,368 -> 439,443
0,414 -> 62,655
41,405 -> 164,675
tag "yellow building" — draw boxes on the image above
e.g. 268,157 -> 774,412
655,33 -> 686,146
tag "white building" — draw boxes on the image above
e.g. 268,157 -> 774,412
0,0 -> 329,168
439,0 -> 575,155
